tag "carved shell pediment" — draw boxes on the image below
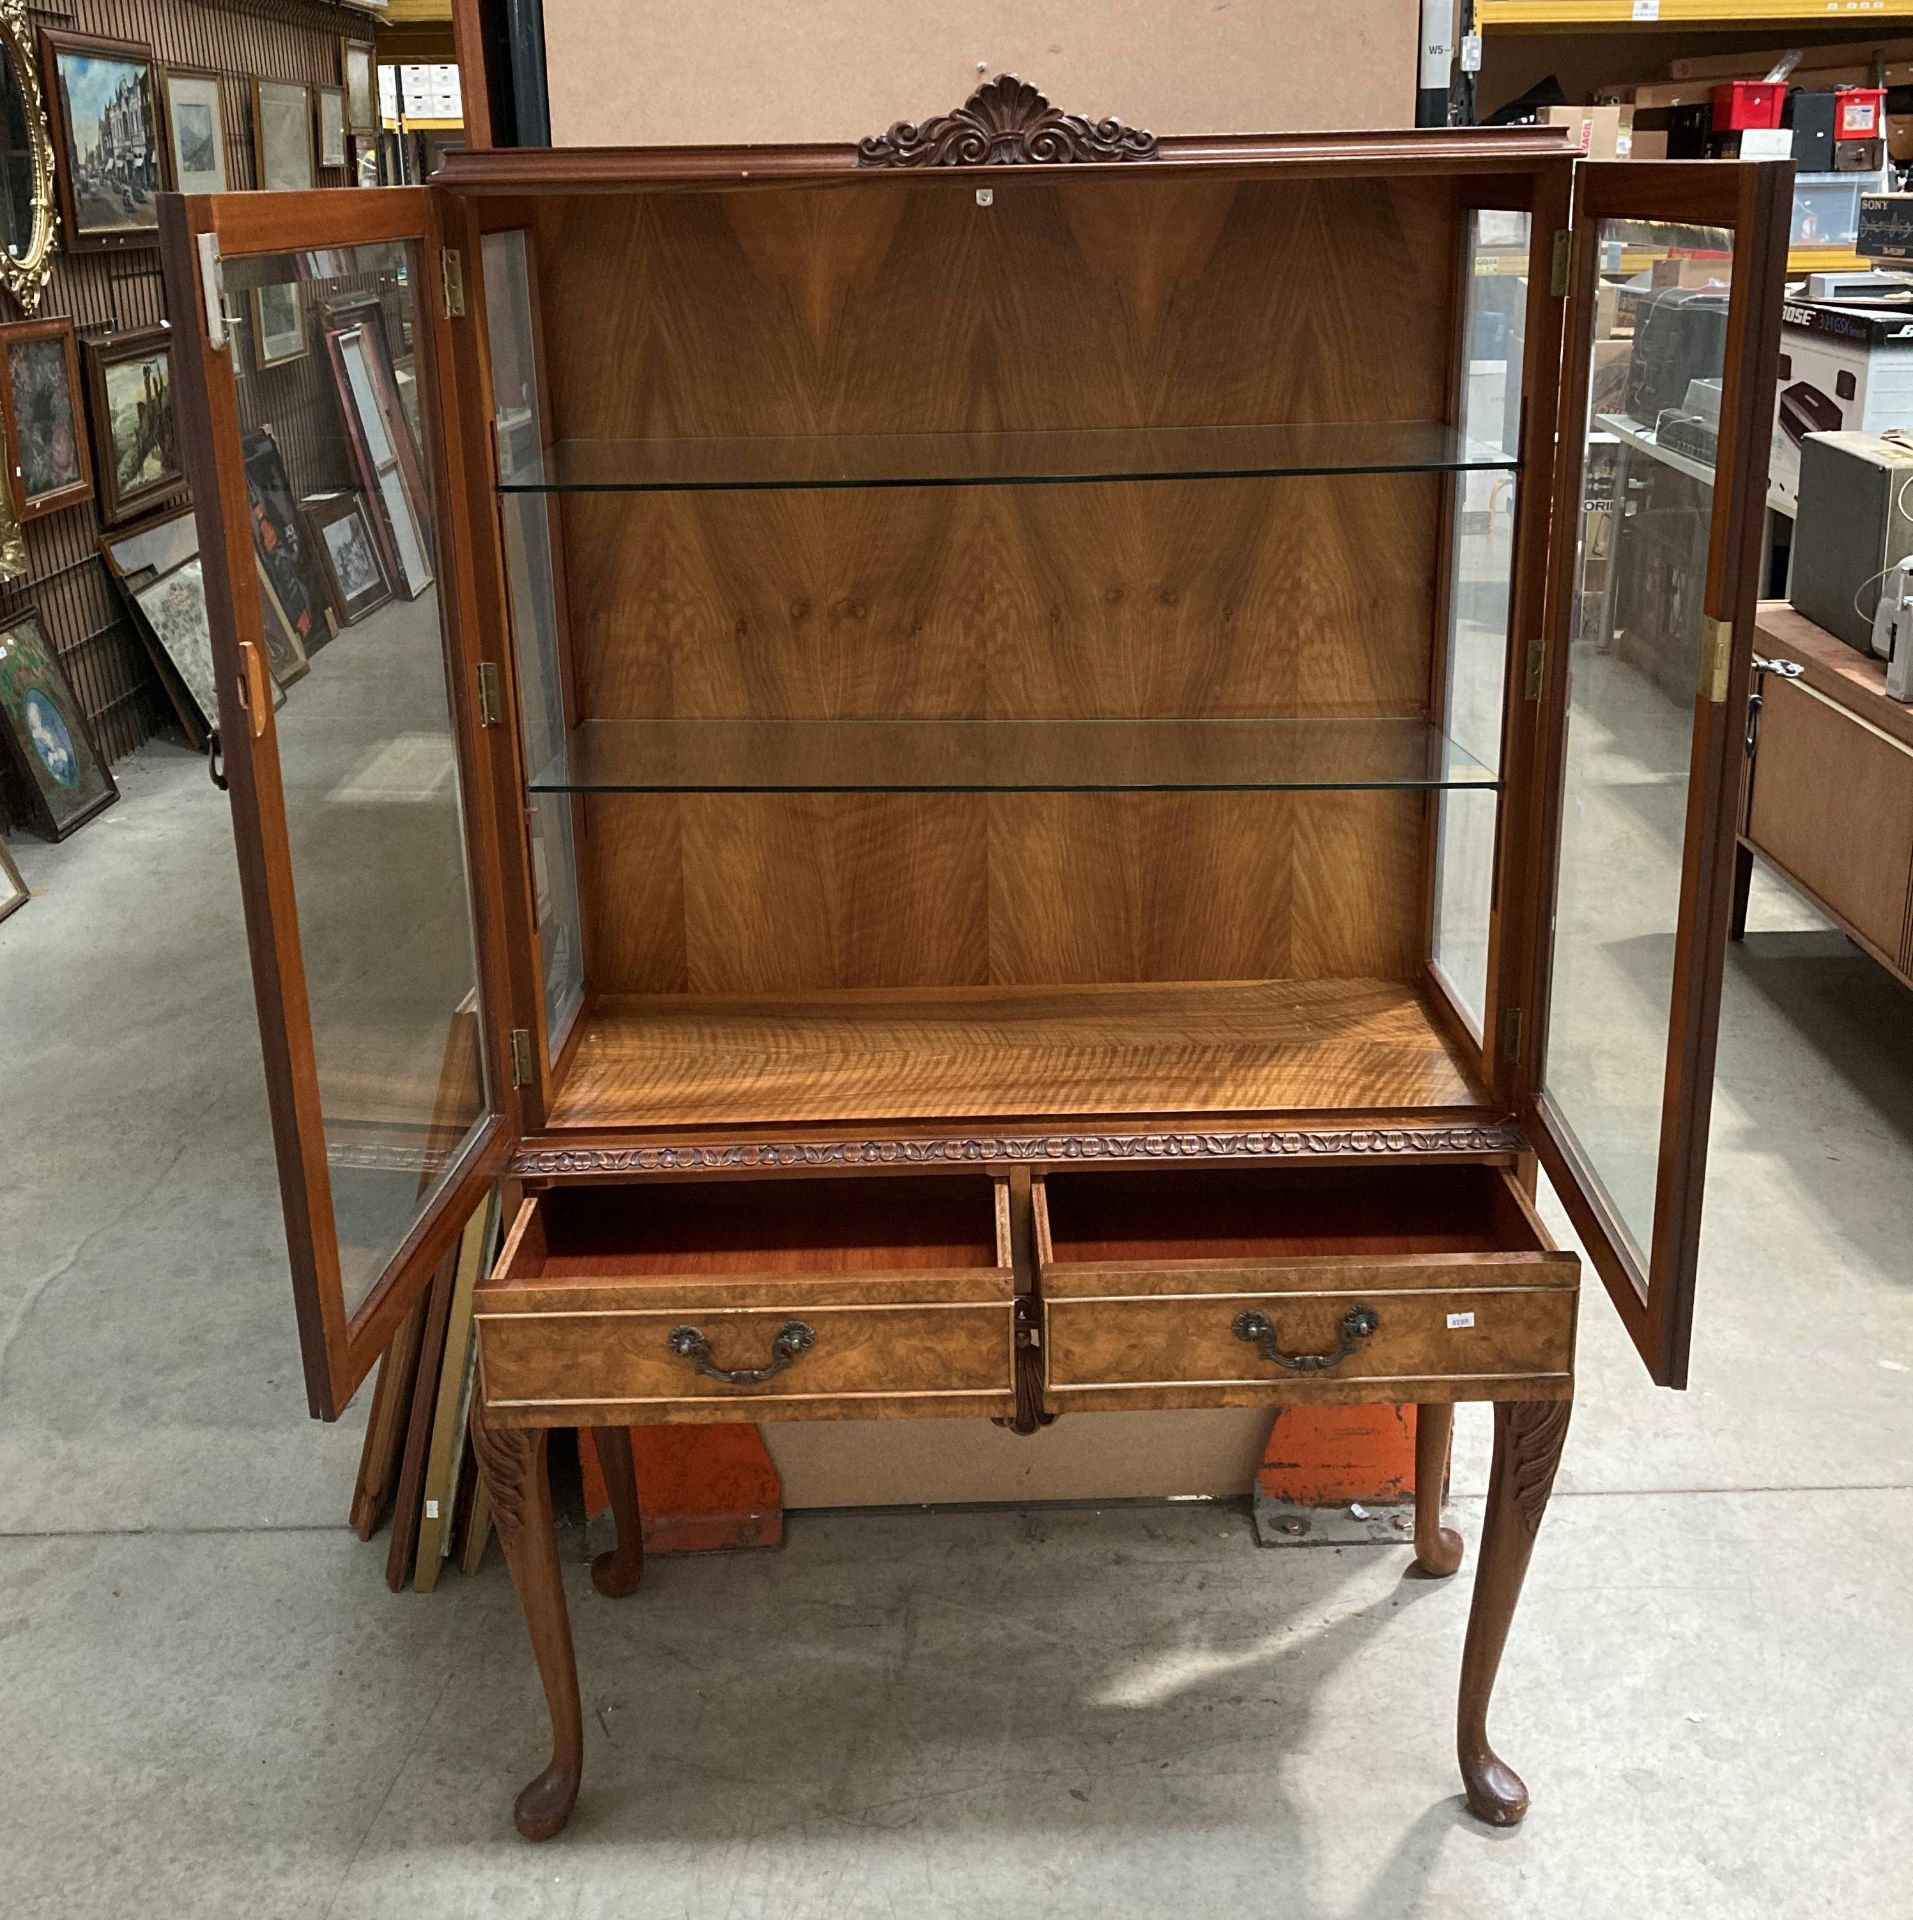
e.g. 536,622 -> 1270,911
858,74 -> 1159,168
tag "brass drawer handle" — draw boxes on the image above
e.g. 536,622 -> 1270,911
667,1319 -> 815,1386
1231,1305 -> 1379,1373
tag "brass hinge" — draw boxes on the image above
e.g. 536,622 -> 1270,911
476,660 -> 502,726
1500,1005 -> 1525,1066
1550,230 -> 1572,299
1698,615 -> 1734,704
510,1028 -> 533,1088
1524,635 -> 1545,700
440,246 -> 465,318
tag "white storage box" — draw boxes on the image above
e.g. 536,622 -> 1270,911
1791,166 -> 1894,250
1770,294 -> 1913,514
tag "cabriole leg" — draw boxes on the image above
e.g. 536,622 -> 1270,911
591,1424 -> 646,1597
1412,1402 -> 1463,1577
471,1410 -> 583,1841
1457,1396 -> 1572,1826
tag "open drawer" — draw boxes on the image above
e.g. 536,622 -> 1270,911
476,1175 -> 1017,1423
1035,1164 -> 1578,1411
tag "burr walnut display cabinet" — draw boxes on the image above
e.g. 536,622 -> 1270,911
158,86 -> 1790,1840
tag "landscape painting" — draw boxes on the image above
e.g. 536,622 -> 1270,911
84,328 -> 181,526
47,38 -> 162,246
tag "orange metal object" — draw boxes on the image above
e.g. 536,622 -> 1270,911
1256,1402 -> 1419,1507
581,1423 -> 784,1552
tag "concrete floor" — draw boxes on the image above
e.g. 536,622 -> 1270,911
3,738 -> 1911,1918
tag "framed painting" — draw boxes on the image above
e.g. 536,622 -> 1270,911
305,490 -> 390,625
342,40 -> 376,133
102,504 -> 198,588
82,325 -> 183,527
0,317 -> 92,520
322,290 -> 393,365
101,505 -> 206,748
132,556 -> 217,733
0,835 -> 26,924
162,66 -> 227,195
252,78 -> 313,193
325,320 -> 433,598
315,83 -> 347,169
39,33 -> 163,251
0,607 -> 116,839
243,428 -> 325,664
251,279 -> 307,370
255,558 -> 311,690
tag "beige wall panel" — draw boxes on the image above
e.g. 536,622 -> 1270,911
544,2 -> 1420,147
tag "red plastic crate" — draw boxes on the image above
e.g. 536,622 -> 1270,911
1711,81 -> 1785,131
1835,87 -> 1886,140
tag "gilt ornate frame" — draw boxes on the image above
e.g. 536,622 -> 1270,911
0,0 -> 59,313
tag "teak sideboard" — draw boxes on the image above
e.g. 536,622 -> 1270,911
159,89 -> 1790,1839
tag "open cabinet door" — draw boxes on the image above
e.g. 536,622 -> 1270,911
1522,161 -> 1790,1388
161,188 -> 518,1419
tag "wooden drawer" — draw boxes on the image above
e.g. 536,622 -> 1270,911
476,1175 -> 1016,1423
1035,1164 -> 1578,1412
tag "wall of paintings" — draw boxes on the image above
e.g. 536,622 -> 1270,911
0,0 -> 378,836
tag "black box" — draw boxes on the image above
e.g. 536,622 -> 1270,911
1786,89 -> 1837,172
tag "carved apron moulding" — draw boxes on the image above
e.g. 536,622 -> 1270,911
512,1124 -> 1528,1178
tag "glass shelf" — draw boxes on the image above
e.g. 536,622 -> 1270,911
527,717 -> 1499,795
497,421 -> 1517,494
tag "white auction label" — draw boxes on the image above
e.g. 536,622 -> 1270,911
1632,0 -> 1659,20
1446,1311 -> 1476,1330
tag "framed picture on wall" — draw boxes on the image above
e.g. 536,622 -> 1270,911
0,317 -> 93,521
252,78 -> 313,193
342,41 -> 376,133
39,33 -> 164,251
81,325 -> 183,528
251,280 -> 307,370
0,608 -> 117,840
162,66 -> 228,195
315,84 -> 347,169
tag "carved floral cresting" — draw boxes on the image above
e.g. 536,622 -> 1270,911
857,74 -> 1159,168
513,1124 -> 1528,1179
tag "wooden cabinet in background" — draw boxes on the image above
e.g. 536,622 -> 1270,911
1737,604 -> 1913,984
161,89 -> 1791,1841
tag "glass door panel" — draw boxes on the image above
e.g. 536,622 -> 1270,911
1546,215 -> 1733,1266
1432,208 -> 1531,1034
481,228 -> 584,1064
1529,163 -> 1789,1386
165,191 -> 511,1417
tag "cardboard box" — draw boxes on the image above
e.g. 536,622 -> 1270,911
1541,103 -> 1634,158
1770,296 -> 1913,515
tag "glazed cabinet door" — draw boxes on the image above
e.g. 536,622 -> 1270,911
161,189 -> 518,1418
1521,161 -> 1789,1386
